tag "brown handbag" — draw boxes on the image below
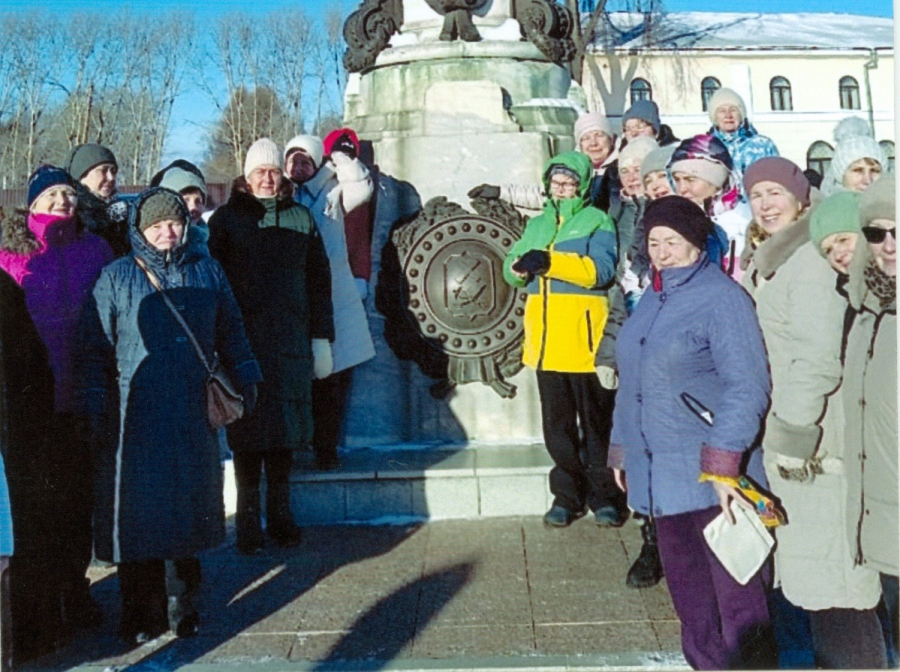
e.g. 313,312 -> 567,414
134,257 -> 244,429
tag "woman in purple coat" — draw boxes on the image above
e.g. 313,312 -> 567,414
0,165 -> 113,646
609,196 -> 775,669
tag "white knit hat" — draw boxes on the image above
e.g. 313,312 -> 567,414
707,88 -> 747,124
574,112 -> 614,146
244,138 -> 283,179
618,137 -> 659,169
284,135 -> 324,169
831,135 -> 887,184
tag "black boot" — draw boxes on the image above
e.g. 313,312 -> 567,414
165,559 -> 199,638
626,517 -> 664,589
266,483 -> 303,548
62,576 -> 104,629
236,488 -> 264,556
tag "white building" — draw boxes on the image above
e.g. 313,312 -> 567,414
583,12 -> 895,177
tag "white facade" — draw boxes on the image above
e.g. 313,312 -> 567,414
583,13 -> 895,175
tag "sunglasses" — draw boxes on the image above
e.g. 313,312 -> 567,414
861,226 -> 896,244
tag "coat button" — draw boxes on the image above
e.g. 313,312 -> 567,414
176,336 -> 187,343
636,394 -> 642,403
865,509 -> 871,515
654,507 -> 662,516
640,338 -> 646,346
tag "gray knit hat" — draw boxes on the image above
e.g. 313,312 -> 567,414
64,143 -> 117,180
159,167 -> 207,198
622,100 -> 661,133
618,137 -> 659,169
859,174 -> 896,228
641,145 -> 677,181
138,189 -> 187,231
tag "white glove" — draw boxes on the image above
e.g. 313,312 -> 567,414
355,277 -> 369,300
332,152 -> 374,211
596,365 -> 618,390
312,338 -> 334,380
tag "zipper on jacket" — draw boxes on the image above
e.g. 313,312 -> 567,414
586,310 -> 594,352
854,340 -> 874,566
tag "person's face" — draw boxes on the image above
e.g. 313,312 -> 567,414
749,180 -> 803,236
81,163 -> 117,199
820,232 -> 859,274
643,170 -> 673,200
143,219 -> 185,251
714,105 -> 742,133
842,159 -> 883,192
247,165 -> 282,198
181,190 -> 206,223
673,172 -> 720,206
648,226 -> 701,270
30,185 -> 77,217
619,163 -> 643,197
548,174 -> 579,200
623,118 -> 655,140
862,218 -> 896,277
286,150 -> 317,185
579,130 -> 614,168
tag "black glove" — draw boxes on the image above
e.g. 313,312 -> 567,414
330,133 -> 358,160
467,184 -> 501,200
512,250 -> 551,275
242,383 -> 258,416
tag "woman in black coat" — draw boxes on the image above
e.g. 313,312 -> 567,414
78,188 -> 261,645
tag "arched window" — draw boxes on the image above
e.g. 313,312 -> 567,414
880,140 -> 895,172
807,141 -> 835,178
701,77 -> 721,112
770,76 -> 792,111
840,76 -> 861,110
630,78 -> 652,105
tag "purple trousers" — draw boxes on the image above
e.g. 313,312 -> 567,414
656,506 -> 776,670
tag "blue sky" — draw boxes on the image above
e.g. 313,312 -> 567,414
1,0 -> 892,165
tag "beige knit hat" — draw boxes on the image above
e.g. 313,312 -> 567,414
574,112 -> 614,146
244,138 -> 283,179
669,158 -> 730,189
707,88 -> 747,124
618,137 -> 659,169
859,174 -> 895,227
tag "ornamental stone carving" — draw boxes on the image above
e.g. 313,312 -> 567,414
513,0 -> 577,66
386,196 -> 527,399
423,0 -> 492,41
343,0 -> 404,73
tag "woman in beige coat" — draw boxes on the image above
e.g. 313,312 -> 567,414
741,158 -> 884,668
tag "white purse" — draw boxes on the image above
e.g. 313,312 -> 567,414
703,500 -> 775,585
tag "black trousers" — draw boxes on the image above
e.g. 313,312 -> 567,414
117,557 -> 201,635
535,370 -> 625,513
311,367 -> 354,460
232,450 -> 293,491
808,606 -> 887,668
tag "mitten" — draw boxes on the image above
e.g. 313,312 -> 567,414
330,132 -> 358,159
312,339 -> 334,380
512,250 -> 551,275
595,365 -> 619,390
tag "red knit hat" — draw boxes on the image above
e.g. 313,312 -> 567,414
323,128 -> 361,157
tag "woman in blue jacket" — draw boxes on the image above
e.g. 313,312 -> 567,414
610,196 -> 774,669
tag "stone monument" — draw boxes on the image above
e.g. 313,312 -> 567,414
341,0 -> 583,448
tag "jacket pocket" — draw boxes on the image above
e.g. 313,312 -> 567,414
680,392 -> 714,427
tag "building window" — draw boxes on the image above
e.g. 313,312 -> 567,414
770,76 -> 792,111
807,141 -> 834,178
880,140 -> 895,172
630,78 -> 652,105
840,76 -> 860,110
701,77 -> 721,112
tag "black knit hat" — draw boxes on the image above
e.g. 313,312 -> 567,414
643,195 -> 714,251
27,165 -> 76,208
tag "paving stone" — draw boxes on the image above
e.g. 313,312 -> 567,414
479,474 -> 552,516
412,624 -> 537,658
413,477 -> 480,519
534,622 -> 661,655
194,634 -> 295,662
346,479 -> 413,520
650,619 -> 684,653
530,579 -> 650,624
421,577 -> 532,627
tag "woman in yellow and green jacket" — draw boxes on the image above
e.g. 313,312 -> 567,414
504,151 -> 625,528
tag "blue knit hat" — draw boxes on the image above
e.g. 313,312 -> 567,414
622,100 -> 661,133
27,165 -> 76,208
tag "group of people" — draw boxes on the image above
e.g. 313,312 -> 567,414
497,89 -> 897,669
0,85 -> 894,671
0,129 -> 394,663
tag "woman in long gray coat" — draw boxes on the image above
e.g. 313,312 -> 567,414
79,188 -> 261,645
610,196 -> 774,670
841,175 -> 898,662
741,158 -> 884,668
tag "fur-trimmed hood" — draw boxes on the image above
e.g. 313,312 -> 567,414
0,207 -> 40,256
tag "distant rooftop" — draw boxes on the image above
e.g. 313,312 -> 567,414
588,12 -> 894,51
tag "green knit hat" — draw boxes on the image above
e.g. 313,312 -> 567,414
64,143 -> 117,180
810,191 -> 861,256
138,189 -> 187,231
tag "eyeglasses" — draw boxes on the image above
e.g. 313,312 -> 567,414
549,179 -> 578,192
861,226 -> 896,244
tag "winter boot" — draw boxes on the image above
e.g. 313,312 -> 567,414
236,488 -> 265,556
165,560 -> 199,639
626,516 -> 664,589
266,483 -> 303,548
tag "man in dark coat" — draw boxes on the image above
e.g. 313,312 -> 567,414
209,138 -> 334,555
78,188 -> 262,644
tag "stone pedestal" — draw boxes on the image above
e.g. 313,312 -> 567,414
343,0 -> 579,447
